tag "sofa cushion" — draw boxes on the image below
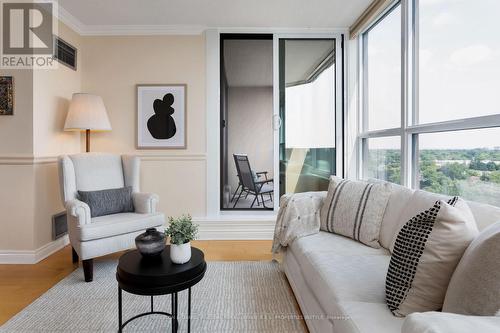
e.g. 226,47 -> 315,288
371,180 -> 415,250
77,212 -> 164,241
302,252 -> 391,304
320,177 -> 391,248
443,222 -> 500,315
386,198 -> 478,316
285,248 -> 404,333
388,189 -> 500,252
291,231 -> 389,257
389,190 -> 451,252
283,250 -> 337,333
338,301 -> 405,333
290,232 -> 390,315
466,200 -> 500,231
401,312 -> 500,333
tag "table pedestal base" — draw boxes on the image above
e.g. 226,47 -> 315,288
118,287 -> 191,333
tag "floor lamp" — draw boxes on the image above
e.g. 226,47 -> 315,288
64,93 -> 111,152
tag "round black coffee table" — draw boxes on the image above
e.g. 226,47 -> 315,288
116,246 -> 206,333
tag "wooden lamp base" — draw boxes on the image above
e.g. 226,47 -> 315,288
85,129 -> 90,153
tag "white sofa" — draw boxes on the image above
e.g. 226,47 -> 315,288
282,183 -> 500,333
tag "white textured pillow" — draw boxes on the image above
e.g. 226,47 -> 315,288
443,222 -> 500,315
389,190 -> 450,253
320,176 -> 391,248
386,197 -> 478,316
367,179 -> 415,250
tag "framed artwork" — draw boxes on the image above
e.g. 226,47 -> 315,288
137,84 -> 186,149
0,76 -> 14,116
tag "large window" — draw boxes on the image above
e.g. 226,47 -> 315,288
418,129 -> 500,207
359,0 -> 500,207
279,39 -> 337,196
418,0 -> 500,124
365,136 -> 401,184
365,4 -> 401,131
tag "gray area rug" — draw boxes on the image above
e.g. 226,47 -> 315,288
1,261 -> 306,332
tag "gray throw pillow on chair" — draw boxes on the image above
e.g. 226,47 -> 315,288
78,186 -> 135,218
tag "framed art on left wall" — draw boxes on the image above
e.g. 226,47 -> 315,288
136,84 -> 187,149
0,76 -> 14,115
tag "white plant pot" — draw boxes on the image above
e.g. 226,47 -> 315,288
170,242 -> 191,264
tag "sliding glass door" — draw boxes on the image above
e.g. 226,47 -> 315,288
218,33 -> 343,212
220,34 -> 274,210
277,38 -> 340,196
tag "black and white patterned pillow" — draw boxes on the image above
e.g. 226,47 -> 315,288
386,197 -> 458,315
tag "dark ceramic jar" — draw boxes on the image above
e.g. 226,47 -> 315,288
135,228 -> 166,257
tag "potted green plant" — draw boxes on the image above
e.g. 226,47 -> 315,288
165,214 -> 198,264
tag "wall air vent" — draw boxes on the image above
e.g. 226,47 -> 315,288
54,37 -> 77,70
52,212 -> 68,240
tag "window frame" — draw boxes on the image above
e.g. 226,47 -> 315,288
358,0 -> 500,192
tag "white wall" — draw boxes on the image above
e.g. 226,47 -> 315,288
0,165 -> 35,251
227,87 -> 274,193
0,70 -> 33,156
33,23 -> 82,158
0,20 -> 82,256
0,66 -> 35,252
32,21 -> 83,250
81,35 -> 207,217
0,29 -> 288,259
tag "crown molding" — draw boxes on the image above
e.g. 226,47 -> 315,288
56,5 -> 86,35
81,25 -> 207,36
57,5 -> 205,36
217,27 -> 349,34
78,26 -> 349,37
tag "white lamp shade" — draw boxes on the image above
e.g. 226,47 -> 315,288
64,93 -> 112,131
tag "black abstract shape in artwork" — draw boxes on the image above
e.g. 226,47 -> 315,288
147,93 -> 177,139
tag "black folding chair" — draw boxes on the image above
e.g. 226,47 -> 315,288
232,154 -> 273,209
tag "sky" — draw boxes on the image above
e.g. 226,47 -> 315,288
367,0 -> 500,150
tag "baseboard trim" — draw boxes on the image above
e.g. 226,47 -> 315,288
0,235 -> 69,264
0,218 -> 274,263
194,217 -> 275,240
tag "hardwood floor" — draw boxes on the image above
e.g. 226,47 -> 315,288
0,240 -> 274,325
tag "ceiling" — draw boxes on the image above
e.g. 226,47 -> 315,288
223,39 -> 334,88
57,0 -> 372,34
284,40 -> 334,85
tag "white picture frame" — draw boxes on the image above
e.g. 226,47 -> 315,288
136,84 -> 187,149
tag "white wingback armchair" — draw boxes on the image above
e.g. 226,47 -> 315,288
58,153 -> 165,282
